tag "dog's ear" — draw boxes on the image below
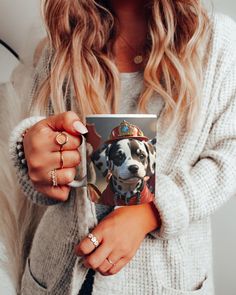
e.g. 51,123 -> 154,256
144,138 -> 156,176
91,143 -> 111,177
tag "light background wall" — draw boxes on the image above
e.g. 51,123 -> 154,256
0,0 -> 236,294
204,0 -> 236,20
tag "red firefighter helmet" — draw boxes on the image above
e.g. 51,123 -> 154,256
105,120 -> 149,144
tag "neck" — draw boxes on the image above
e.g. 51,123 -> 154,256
108,0 -> 150,72
109,0 -> 148,32
110,0 -> 145,15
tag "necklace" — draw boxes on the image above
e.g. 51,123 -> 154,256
119,34 -> 147,65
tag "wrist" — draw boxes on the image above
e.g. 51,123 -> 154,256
114,202 -> 161,235
139,202 -> 161,234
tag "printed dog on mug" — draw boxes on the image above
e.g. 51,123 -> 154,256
91,137 -> 156,206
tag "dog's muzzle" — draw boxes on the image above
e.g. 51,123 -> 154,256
128,164 -> 139,174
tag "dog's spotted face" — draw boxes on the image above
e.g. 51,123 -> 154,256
91,138 -> 156,183
108,139 -> 149,183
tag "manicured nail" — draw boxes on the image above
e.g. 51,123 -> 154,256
73,121 -> 88,134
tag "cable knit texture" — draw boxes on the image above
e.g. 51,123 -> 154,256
8,14 -> 236,295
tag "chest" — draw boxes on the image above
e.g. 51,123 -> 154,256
118,72 -> 165,116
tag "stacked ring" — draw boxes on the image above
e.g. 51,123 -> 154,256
87,233 -> 100,248
50,169 -> 58,187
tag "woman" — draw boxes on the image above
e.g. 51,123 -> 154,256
5,0 -> 236,294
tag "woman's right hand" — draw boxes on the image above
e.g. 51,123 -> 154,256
23,111 -> 88,201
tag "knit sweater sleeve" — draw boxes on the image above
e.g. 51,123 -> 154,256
150,52 -> 236,240
8,46 -> 63,206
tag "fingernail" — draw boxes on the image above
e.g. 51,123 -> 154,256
73,121 -> 88,134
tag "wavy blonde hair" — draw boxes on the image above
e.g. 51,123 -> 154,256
31,0 -> 210,131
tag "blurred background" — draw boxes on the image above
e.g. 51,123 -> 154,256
0,0 -> 235,294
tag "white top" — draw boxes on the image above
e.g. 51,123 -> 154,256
119,71 -> 164,116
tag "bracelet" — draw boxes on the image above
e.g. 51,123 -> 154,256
15,128 -> 29,171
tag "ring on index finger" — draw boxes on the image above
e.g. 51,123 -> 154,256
55,132 -> 69,151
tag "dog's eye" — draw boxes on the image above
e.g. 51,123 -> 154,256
139,154 -> 145,159
116,153 -> 123,159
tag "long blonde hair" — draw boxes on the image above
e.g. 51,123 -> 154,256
31,0 -> 210,131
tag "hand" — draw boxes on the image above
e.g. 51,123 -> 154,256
75,202 -> 160,276
23,111 -> 88,201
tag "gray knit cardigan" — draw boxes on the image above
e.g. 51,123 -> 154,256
8,14 -> 236,295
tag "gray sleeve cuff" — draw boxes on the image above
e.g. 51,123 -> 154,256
149,172 -> 189,240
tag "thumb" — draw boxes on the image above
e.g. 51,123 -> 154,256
46,111 -> 88,136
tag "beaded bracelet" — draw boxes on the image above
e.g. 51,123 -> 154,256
15,128 -> 29,171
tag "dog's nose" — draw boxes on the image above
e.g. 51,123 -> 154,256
128,165 -> 139,174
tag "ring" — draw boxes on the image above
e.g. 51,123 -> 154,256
87,233 -> 99,248
106,258 -> 116,266
59,151 -> 64,169
50,169 -> 58,187
55,132 -> 69,150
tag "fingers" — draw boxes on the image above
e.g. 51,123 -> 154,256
75,235 -> 122,275
49,130 -> 82,152
34,183 -> 71,202
82,244 -> 111,270
22,111 -> 88,203
48,168 -> 77,186
51,150 -> 81,169
45,111 -> 88,137
75,237 -> 128,276
102,257 -> 129,276
29,167 -> 77,186
29,150 -> 81,172
24,126 -> 82,158
96,255 -> 119,275
75,230 -> 129,276
75,231 -> 103,257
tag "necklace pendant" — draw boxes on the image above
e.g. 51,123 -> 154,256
134,55 -> 143,64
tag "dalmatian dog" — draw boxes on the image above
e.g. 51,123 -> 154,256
91,137 -> 156,205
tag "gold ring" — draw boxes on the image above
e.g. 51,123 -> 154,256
59,151 -> 64,169
87,233 -> 99,248
106,258 -> 115,266
50,169 -> 58,187
55,132 -> 69,150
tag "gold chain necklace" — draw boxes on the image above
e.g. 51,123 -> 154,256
119,34 -> 147,65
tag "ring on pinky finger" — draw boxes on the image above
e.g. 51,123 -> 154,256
101,257 -> 127,276
106,258 -> 116,266
97,257 -> 118,274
